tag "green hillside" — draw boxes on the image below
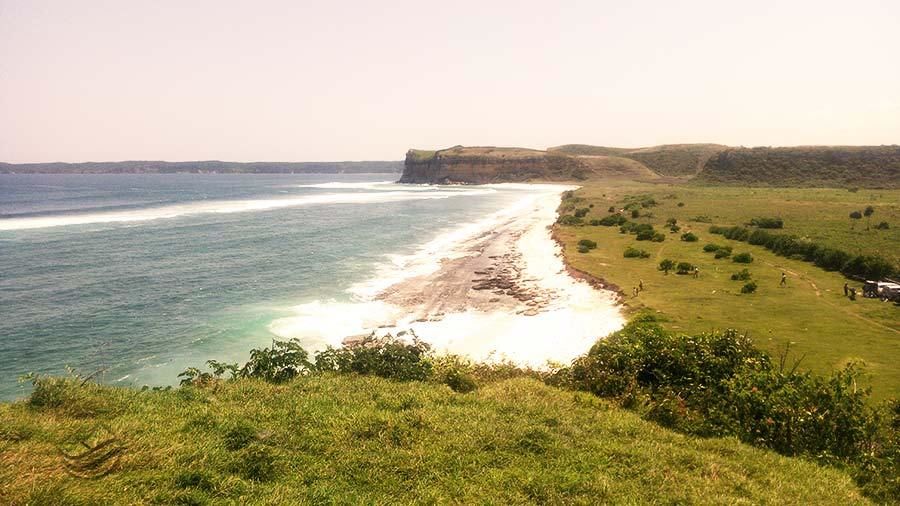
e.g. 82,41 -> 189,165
550,144 -> 727,177
0,375 -> 868,505
696,146 -> 900,188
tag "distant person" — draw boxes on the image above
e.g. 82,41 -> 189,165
693,268 -> 700,279
843,283 -> 849,297
639,279 -> 644,291
632,286 -> 638,297
780,272 -> 787,287
849,287 -> 857,301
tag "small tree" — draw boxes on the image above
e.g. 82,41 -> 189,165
658,259 -> 676,275
863,206 -> 874,230
849,210 -> 862,229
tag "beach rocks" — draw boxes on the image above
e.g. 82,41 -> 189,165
469,251 -> 555,314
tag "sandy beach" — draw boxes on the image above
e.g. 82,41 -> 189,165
271,184 -> 625,367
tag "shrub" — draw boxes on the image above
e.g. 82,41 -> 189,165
733,252 -> 754,264
681,232 -> 699,242
658,259 -> 676,274
676,262 -> 695,275
691,215 -> 713,223
607,206 -> 616,213
750,217 -> 784,229
636,230 -> 655,241
624,247 -> 650,259
677,202 -> 685,207
740,281 -> 758,293
574,208 -> 590,218
665,218 -> 677,227
651,233 -> 666,242
593,214 -> 627,226
875,221 -> 889,230
703,243 -> 721,252
314,335 -> 433,382
714,248 -> 732,259
577,245 -> 590,253
730,269 -> 752,281
577,239 -> 597,250
631,209 -> 640,218
239,339 -> 311,383
557,215 -> 582,226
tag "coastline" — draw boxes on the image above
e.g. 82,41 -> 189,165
270,184 -> 625,367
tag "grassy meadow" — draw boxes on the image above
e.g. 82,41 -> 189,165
0,375 -> 870,505
556,183 -> 900,399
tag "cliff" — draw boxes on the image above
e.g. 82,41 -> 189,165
399,146 -> 658,184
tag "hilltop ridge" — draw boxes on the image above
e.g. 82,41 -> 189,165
401,143 -> 900,187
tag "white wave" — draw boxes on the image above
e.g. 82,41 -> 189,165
295,181 -> 396,189
270,184 -> 624,368
0,188 -> 496,231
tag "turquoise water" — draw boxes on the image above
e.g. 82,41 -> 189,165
0,173 -> 527,400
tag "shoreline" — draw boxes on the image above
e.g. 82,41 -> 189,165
271,184 -> 625,367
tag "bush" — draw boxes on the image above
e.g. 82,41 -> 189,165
676,262 -> 695,275
714,248 -> 732,259
740,281 -> 758,293
681,232 -> 699,242
562,318 -> 895,501
733,252 -> 754,264
703,243 -> 721,252
875,221 -> 890,230
658,259 -> 676,274
607,206 -> 616,213
557,215 -> 583,226
577,239 -> 597,250
631,209 -> 640,218
750,217 -> 784,229
593,214 -> 627,226
577,245 -> 590,253
691,215 -> 713,223
730,269 -> 752,281
239,339 -> 311,383
651,233 -> 666,242
314,335 -> 433,382
574,208 -> 590,218
636,230 -> 655,241
624,247 -> 650,259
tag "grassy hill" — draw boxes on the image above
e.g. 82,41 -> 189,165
0,375 -> 869,505
695,146 -> 900,188
554,182 -> 900,400
550,144 -> 727,177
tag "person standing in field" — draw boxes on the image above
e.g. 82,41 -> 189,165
639,279 -> 644,292
780,272 -> 787,287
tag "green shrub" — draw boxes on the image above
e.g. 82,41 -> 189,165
875,221 -> 890,230
314,335 -> 432,382
593,214 -> 627,226
607,206 -> 616,213
691,215 -> 713,223
732,252 -> 754,263
676,262 -> 695,275
740,281 -> 758,294
658,259 -> 676,274
681,232 -> 699,242
577,245 -> 590,253
730,269 -> 752,281
624,247 -> 650,259
749,217 -> 784,229
714,247 -> 732,259
703,243 -> 721,252
557,215 -> 583,226
651,233 -> 665,242
631,209 -> 640,218
239,339 -> 311,383
574,208 -> 590,218
577,239 -> 597,250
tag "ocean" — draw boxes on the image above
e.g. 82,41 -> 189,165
0,173 -> 549,400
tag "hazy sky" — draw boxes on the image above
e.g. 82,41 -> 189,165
2,0 -> 899,163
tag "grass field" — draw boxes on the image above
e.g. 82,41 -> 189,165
0,375 -> 869,505
556,182 -> 900,400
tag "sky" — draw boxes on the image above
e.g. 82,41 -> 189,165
1,0 -> 899,163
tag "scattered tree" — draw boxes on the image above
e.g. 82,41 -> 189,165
658,259 -> 676,274
849,210 -> 862,229
863,206 -> 874,230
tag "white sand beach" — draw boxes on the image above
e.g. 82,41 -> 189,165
270,184 -> 625,368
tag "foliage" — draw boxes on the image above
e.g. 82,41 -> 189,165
740,281 -> 758,294
676,262 -> 695,275
313,335 -> 432,382
239,339 -> 312,383
557,215 -> 583,226
574,207 -> 590,218
730,269 -> 752,281
577,239 -> 597,250
561,319 -> 898,502
591,213 -> 627,226
714,247 -> 732,259
658,259 -> 676,274
732,252 -> 754,264
875,221 -> 890,230
750,217 -> 784,229
624,247 -> 650,259
681,232 -> 699,242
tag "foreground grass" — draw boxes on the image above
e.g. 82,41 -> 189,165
1,376 -> 869,505
556,182 -> 900,399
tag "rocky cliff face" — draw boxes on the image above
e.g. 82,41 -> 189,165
399,146 -> 592,184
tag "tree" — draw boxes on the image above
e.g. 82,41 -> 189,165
863,206 -> 874,230
849,210 -> 862,229
658,259 -> 676,275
